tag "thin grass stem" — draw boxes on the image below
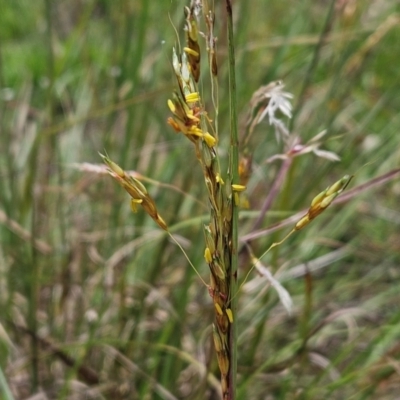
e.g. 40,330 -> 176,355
226,0 -> 239,397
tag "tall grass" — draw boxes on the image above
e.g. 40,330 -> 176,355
1,0 -> 400,399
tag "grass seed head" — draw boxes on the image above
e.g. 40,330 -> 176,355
101,156 -> 168,231
296,175 -> 353,230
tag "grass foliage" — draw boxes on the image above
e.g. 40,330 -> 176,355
1,0 -> 400,399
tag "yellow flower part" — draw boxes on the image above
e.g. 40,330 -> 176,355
185,111 -> 200,122
214,303 -> 223,316
167,99 -> 176,113
183,46 -> 199,58
188,126 -> 204,137
130,198 -> 143,213
226,308 -> 233,323
232,184 -> 246,192
203,132 -> 216,147
216,174 -> 224,185
185,92 -> 200,103
204,247 -> 212,264
167,117 -> 182,133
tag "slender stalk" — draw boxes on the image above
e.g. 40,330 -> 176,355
226,1 -> 239,398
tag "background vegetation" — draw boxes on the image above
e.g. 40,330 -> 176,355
1,0 -> 399,399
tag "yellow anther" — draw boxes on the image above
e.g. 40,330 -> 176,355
130,198 -> 143,213
183,46 -> 199,58
185,92 -> 200,103
216,174 -> 225,185
203,132 -> 216,147
232,184 -> 246,192
185,112 -> 200,122
214,303 -> 223,316
188,126 -> 203,137
204,247 -> 212,264
167,99 -> 176,113
226,308 -> 233,323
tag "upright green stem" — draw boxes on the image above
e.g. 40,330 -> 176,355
226,1 -> 239,398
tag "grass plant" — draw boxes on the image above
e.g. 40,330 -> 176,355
1,0 -> 400,399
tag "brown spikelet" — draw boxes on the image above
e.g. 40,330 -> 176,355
204,11 -> 218,76
295,175 -> 353,231
100,154 -> 168,231
184,6 -> 201,82
238,154 -> 252,186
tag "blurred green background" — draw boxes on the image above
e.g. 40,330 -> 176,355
1,0 -> 399,399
